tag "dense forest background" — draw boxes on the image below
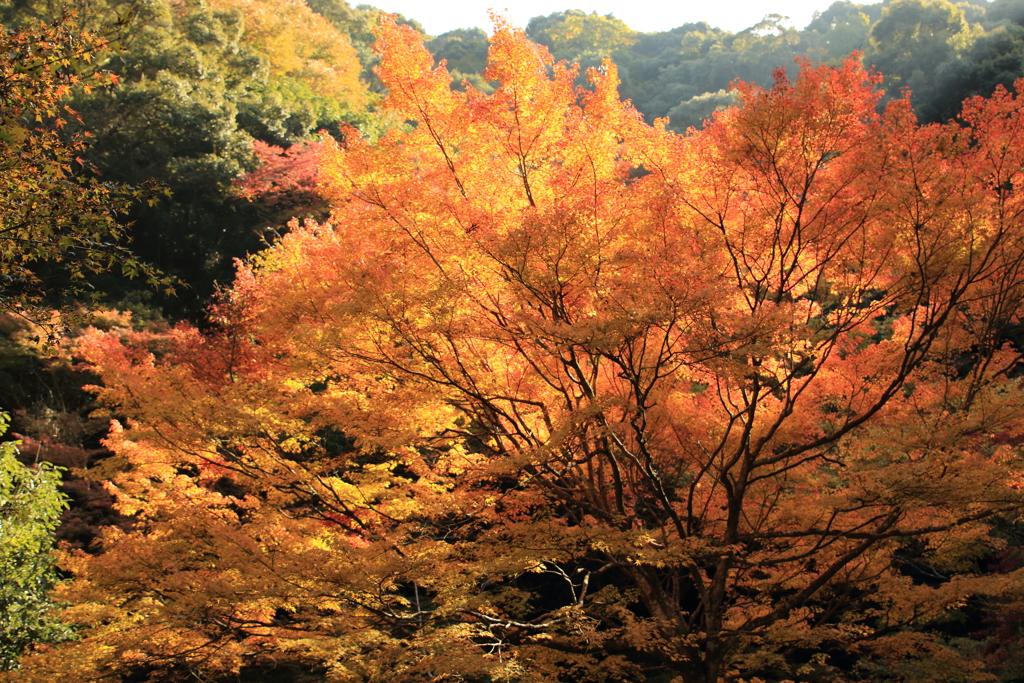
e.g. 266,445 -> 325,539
4,0 -> 1024,680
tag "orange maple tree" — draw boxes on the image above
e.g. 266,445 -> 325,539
11,17 -> 1024,683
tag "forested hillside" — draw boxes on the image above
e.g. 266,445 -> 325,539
0,0 -> 381,315
4,1 -> 1024,682
428,0 -> 1024,130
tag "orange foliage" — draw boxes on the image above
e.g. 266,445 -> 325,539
12,18 -> 1024,683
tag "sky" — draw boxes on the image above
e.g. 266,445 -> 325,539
368,0 -> 845,36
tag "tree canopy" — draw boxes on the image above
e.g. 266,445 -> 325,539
0,0 -> 376,319
6,17 -> 1024,683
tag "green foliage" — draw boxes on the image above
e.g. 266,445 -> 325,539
928,23 -> 1024,121
804,1 -> 879,63
0,413 -> 72,671
612,22 -> 731,123
526,9 -> 636,62
2,0 -> 375,320
625,21 -> 805,126
867,0 -> 972,117
426,28 -> 490,92
66,0 -> 271,311
987,0 -> 1024,25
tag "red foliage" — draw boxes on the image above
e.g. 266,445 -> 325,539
234,140 -> 327,227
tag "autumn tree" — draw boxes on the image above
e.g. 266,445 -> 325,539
233,139 -> 327,229
12,18 -> 1024,683
0,10 -> 166,328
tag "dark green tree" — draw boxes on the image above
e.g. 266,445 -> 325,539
426,28 -> 490,92
987,0 -> 1024,26
928,23 -> 1024,122
804,1 -> 880,63
66,0 -> 277,313
867,0 -> 970,119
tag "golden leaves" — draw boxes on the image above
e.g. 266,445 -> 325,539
25,16 -> 1024,683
